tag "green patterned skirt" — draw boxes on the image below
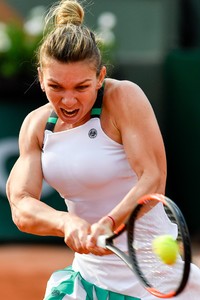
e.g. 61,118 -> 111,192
44,266 -> 140,300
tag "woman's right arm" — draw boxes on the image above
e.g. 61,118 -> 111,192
6,109 -> 68,237
6,108 -> 99,253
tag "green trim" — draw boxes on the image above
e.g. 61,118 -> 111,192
45,267 -> 78,299
91,107 -> 102,116
45,266 -> 141,300
47,117 -> 58,124
81,278 -> 140,300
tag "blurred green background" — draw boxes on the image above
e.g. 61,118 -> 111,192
0,0 -> 200,242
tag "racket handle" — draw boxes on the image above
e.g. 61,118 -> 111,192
97,235 -> 109,248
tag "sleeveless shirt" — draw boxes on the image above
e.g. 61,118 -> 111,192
41,89 -> 182,297
41,85 -> 138,228
41,89 -> 200,298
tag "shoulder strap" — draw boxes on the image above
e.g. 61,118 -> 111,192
91,85 -> 104,118
44,85 -> 104,132
45,110 -> 58,132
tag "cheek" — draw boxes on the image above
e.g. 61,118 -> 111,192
81,93 -> 97,110
44,90 -> 60,106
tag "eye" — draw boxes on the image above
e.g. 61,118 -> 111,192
48,84 -> 60,90
77,85 -> 89,91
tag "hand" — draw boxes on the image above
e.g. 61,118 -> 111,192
86,217 -> 114,256
63,213 -> 91,254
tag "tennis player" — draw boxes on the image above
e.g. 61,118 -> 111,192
6,0 -> 200,299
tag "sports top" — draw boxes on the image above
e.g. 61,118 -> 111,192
41,86 -> 200,298
42,86 -> 138,226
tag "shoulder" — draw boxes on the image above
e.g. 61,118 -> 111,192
19,103 -> 53,151
21,103 -> 52,129
104,78 -> 154,121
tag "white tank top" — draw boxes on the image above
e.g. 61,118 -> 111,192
41,117 -> 180,296
42,117 -> 138,224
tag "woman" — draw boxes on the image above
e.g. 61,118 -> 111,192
6,0 -> 200,299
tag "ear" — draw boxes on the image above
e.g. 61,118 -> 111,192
97,66 -> 107,88
37,67 -> 45,92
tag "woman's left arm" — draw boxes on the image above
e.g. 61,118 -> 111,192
106,80 -> 167,228
87,80 -> 167,253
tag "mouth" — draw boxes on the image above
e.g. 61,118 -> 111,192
61,108 -> 79,118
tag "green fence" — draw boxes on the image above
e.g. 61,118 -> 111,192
3,0 -> 199,241
0,87 -> 66,243
164,49 -> 200,234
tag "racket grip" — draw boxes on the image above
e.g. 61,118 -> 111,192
97,235 -> 109,248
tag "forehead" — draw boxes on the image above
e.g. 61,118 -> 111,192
42,59 -> 96,84
42,58 -> 96,79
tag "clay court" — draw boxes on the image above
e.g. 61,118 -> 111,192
0,240 -> 200,300
0,244 -> 74,300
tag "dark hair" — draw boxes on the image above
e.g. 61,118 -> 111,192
37,0 -> 103,75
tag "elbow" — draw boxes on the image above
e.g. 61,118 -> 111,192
143,165 -> 166,195
8,197 -> 32,234
7,190 -> 27,233
11,206 -> 29,233
154,167 -> 167,194
7,182 -> 35,234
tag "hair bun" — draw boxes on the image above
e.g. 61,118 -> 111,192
55,0 -> 84,26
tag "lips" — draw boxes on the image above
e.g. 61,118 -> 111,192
61,108 -> 79,118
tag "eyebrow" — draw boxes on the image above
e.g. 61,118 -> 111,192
47,78 -> 92,85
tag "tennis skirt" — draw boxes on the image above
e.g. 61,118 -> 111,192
43,265 -> 140,300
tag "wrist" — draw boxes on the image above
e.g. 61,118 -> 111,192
106,215 -> 116,230
99,215 -> 116,231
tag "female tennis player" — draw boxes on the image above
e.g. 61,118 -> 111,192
6,0 -> 200,299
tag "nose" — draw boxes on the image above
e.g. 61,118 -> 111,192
61,92 -> 78,108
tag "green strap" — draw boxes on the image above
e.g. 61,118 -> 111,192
47,117 -> 58,124
91,107 -> 102,117
90,85 -> 104,118
45,111 -> 59,132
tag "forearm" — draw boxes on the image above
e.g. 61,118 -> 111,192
9,195 -> 66,237
106,169 -> 166,229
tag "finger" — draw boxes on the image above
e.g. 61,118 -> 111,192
86,234 -> 97,248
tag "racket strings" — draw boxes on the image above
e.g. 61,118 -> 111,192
130,202 -> 185,294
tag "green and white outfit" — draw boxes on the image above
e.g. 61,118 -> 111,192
42,89 -> 200,299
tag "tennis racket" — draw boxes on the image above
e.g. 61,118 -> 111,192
97,193 -> 191,298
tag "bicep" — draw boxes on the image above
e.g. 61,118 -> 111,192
6,113 -> 44,204
7,153 -> 43,204
124,120 -> 166,179
119,89 -> 166,181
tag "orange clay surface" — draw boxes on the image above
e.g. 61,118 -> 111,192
0,243 -> 199,300
0,244 -> 74,300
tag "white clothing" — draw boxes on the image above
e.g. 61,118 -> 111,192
42,117 -> 200,299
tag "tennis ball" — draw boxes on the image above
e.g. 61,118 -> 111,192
152,235 -> 178,265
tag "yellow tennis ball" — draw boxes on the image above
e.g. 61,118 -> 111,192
152,235 -> 179,265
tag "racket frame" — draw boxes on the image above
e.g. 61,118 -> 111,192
103,193 -> 191,298
127,194 -> 191,298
